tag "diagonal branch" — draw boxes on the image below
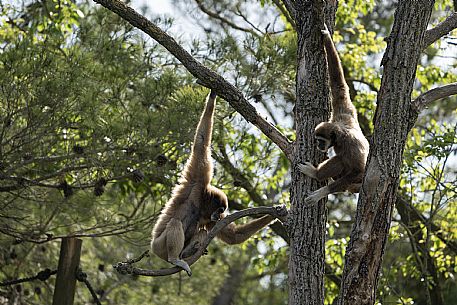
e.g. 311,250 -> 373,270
396,196 -> 457,254
194,0 -> 258,35
112,206 -> 288,277
411,82 -> 457,113
423,12 -> 457,49
92,0 -> 294,160
280,0 -> 296,21
272,0 -> 296,29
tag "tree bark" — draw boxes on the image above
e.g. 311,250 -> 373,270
337,1 -> 436,304
52,238 -> 82,305
288,1 -> 330,305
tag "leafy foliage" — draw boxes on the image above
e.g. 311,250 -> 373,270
0,0 -> 456,304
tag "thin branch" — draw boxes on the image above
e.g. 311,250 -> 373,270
92,0 -> 293,159
0,172 -> 133,192
396,196 -> 457,254
234,6 -> 263,34
272,0 -> 296,29
324,263 -> 341,288
411,82 -> 457,113
113,206 -> 288,277
214,144 -> 264,205
423,12 -> 457,49
194,0 -> 258,35
347,78 -> 379,93
280,0 -> 296,21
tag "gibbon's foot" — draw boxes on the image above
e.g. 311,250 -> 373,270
305,193 -> 321,206
169,259 -> 192,276
321,23 -> 330,35
298,162 -> 317,179
305,186 -> 330,206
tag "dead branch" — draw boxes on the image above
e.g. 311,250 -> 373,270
411,82 -> 457,113
113,205 -> 288,277
280,0 -> 296,21
194,0 -> 258,35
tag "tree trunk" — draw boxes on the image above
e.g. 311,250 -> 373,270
52,238 -> 82,305
337,1 -> 435,304
211,258 -> 249,305
288,1 -> 330,304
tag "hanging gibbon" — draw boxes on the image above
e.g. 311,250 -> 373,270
151,90 -> 274,276
298,26 -> 370,205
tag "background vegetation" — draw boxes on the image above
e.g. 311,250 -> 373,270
0,0 -> 455,304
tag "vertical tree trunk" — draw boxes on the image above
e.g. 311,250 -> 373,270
288,1 -> 330,304
52,238 -> 83,305
211,258 -> 249,305
337,1 -> 435,304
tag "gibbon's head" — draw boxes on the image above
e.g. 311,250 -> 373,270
314,122 -> 337,153
208,187 -> 228,222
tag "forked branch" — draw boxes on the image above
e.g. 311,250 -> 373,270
411,82 -> 457,113
423,12 -> 457,49
113,206 -> 288,277
92,0 -> 294,160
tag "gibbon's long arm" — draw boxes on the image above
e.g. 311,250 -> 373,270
213,215 -> 274,245
182,91 -> 216,185
322,29 -> 356,118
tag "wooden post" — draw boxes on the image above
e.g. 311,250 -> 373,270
52,237 -> 82,305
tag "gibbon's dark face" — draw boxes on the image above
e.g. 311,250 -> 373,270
314,122 -> 337,153
316,135 -> 332,153
210,193 -> 228,221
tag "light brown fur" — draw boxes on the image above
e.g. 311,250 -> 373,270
151,91 -> 274,275
298,27 -> 369,205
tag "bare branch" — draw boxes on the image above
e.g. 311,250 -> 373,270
194,0 -> 258,35
411,82 -> 457,113
113,206 -> 288,277
271,0 -> 296,30
347,78 -> 379,93
423,12 -> 457,49
280,0 -> 296,21
0,172 -> 132,192
92,0 -> 293,159
396,196 -> 457,254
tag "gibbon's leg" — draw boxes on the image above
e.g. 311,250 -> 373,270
315,156 -> 345,181
326,172 -> 363,194
181,90 -> 217,186
165,218 -> 192,276
305,172 -> 360,205
151,232 -> 168,262
215,215 -> 274,245
298,156 -> 344,181
180,229 -> 207,259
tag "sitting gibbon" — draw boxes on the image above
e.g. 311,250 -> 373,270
151,90 -> 274,276
298,26 -> 370,205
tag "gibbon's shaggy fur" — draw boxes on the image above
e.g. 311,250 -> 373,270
298,26 -> 369,205
151,91 -> 274,276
